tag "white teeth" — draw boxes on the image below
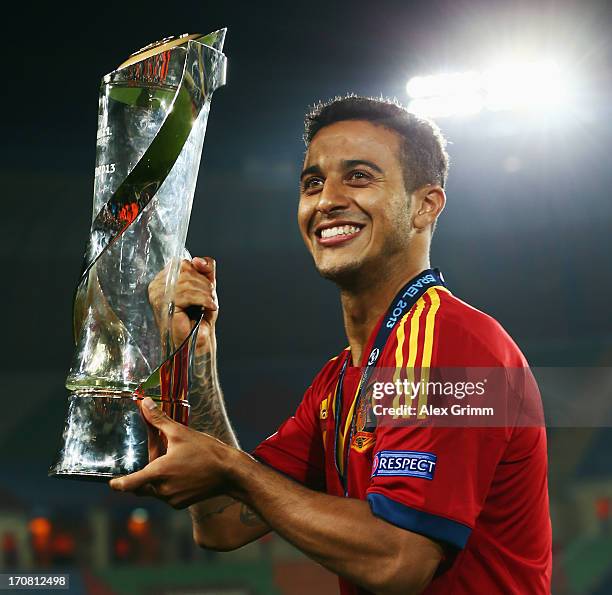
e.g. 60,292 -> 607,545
321,225 -> 361,239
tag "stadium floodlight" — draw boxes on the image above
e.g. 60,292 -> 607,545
483,60 -> 566,111
408,93 -> 484,119
406,59 -> 569,118
406,71 -> 481,99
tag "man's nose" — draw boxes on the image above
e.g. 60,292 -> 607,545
316,177 -> 350,214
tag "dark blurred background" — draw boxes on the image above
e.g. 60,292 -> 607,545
2,0 -> 612,593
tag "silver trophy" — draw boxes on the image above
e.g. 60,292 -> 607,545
50,29 -> 228,480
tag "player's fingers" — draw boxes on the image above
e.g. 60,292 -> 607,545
175,276 -> 214,302
145,419 -> 166,461
174,290 -> 218,313
176,275 -> 214,296
148,261 -> 173,300
180,258 -> 194,272
109,463 -> 160,493
192,257 -> 216,284
140,398 -> 180,434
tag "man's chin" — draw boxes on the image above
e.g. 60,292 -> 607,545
316,259 -> 366,288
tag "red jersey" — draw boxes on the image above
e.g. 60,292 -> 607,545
254,284 -> 552,594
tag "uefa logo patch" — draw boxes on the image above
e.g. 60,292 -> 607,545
367,348 -> 380,366
371,450 -> 437,480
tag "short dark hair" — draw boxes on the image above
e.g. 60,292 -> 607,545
304,95 -> 449,192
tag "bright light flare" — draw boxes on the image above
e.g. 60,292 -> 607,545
406,71 -> 481,99
406,59 -> 571,118
408,94 -> 484,119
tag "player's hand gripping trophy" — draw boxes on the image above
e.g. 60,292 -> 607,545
50,29 -> 228,480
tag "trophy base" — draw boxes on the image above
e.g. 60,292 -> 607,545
49,471 -> 115,483
49,392 -> 188,481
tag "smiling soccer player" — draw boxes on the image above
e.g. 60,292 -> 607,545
111,96 -> 552,595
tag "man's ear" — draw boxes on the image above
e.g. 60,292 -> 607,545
412,185 -> 446,231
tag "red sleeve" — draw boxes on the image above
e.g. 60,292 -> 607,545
252,385 -> 326,491
366,425 -> 509,549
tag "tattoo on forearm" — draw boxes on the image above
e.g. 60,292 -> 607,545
190,498 -> 263,527
192,498 -> 238,521
189,351 -> 237,445
239,503 -> 263,526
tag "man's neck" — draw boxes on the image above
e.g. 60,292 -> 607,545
340,256 -> 430,366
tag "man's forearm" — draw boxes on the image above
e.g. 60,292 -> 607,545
187,340 -> 268,547
226,450 -> 441,595
188,341 -> 237,446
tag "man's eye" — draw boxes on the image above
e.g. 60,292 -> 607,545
303,177 -> 323,191
348,170 -> 370,182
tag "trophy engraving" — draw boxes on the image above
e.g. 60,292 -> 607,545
49,29 -> 228,480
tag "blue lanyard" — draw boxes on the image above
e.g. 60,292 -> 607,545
332,268 -> 447,495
